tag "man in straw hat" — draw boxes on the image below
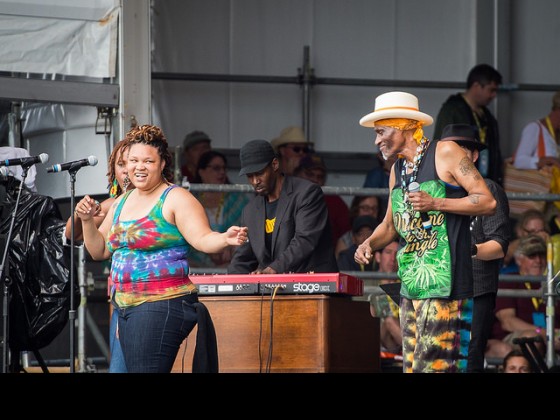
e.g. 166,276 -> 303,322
354,91 -> 497,373
492,234 -> 560,360
441,123 -> 511,372
271,126 -> 314,176
228,139 -> 338,274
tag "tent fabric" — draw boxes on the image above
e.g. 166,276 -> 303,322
0,6 -> 118,78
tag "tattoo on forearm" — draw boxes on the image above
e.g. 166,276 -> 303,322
459,157 -> 481,180
469,194 -> 480,204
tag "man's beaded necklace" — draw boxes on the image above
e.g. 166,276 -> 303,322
401,135 -> 429,197
401,136 -> 429,235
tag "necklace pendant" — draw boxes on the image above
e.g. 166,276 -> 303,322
402,211 -> 410,226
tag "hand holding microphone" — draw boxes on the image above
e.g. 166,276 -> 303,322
408,181 -> 432,232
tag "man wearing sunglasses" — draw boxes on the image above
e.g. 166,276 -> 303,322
271,126 -> 314,176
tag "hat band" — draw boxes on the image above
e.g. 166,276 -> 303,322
374,105 -> 420,112
443,136 -> 475,141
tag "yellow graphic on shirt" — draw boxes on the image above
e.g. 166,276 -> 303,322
265,217 -> 276,234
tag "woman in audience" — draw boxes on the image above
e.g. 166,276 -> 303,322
190,150 -> 249,269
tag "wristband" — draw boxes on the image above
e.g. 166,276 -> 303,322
471,243 -> 477,258
535,327 -> 542,334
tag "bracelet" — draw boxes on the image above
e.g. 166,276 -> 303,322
535,327 -> 542,334
471,243 -> 478,258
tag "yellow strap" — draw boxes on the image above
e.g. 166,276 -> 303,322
472,111 -> 487,144
525,282 -> 542,310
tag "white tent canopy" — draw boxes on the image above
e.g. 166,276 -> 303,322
0,0 -> 117,78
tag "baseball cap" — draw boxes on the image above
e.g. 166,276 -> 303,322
516,235 -> 547,257
238,139 -> 276,176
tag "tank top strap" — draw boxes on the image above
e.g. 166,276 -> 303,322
159,184 -> 177,202
113,189 -> 134,223
152,184 -> 178,217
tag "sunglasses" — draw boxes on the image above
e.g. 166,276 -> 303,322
284,145 -> 313,154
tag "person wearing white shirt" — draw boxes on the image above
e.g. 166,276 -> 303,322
513,91 -> 560,170
0,146 -> 38,192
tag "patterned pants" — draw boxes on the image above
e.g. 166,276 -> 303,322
400,297 -> 473,373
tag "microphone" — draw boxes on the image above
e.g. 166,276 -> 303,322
47,155 -> 98,173
408,181 -> 432,232
0,153 -> 49,168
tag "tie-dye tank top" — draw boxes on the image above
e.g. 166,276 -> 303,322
107,185 -> 196,308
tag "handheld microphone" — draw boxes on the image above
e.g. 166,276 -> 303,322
47,155 -> 98,173
408,181 -> 432,232
0,153 -> 49,168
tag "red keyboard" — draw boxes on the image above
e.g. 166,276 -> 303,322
189,272 -> 363,296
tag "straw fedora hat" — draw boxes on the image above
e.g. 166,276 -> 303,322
359,91 -> 433,127
271,126 -> 313,151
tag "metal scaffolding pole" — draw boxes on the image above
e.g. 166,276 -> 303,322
299,46 -> 313,141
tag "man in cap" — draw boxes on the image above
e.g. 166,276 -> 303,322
440,123 -> 511,372
492,234 -> 560,358
354,91 -> 497,373
271,126 -> 314,176
181,130 -> 212,182
227,139 -> 338,274
433,64 -> 503,185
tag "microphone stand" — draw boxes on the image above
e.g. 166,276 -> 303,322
68,168 -> 80,373
1,168 -> 28,373
545,241 -> 557,368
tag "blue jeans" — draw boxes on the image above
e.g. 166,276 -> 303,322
116,293 -> 198,373
108,309 -> 127,373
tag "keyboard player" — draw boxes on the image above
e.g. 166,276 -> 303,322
227,139 -> 338,274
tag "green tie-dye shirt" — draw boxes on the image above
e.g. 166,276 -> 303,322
391,179 -> 452,299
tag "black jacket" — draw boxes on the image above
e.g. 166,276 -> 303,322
228,176 -> 338,274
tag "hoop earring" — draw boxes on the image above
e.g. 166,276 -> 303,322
122,176 -> 131,192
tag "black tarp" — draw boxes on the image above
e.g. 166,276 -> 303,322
0,175 -> 78,353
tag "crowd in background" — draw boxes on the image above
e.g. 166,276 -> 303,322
177,78 -> 560,372
4,62 -> 558,373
